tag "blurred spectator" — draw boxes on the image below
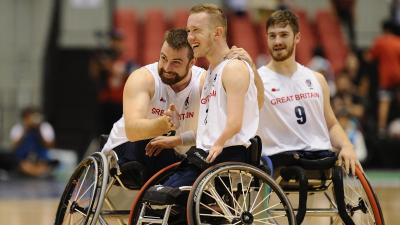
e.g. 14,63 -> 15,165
365,20 -> 400,137
386,88 -> 400,139
344,49 -> 370,99
337,109 -> 367,163
330,0 -> 357,49
308,46 -> 336,96
332,72 -> 366,121
388,118 -> 400,139
90,30 -> 136,134
7,106 -> 57,177
390,0 -> 400,34
223,0 -> 248,16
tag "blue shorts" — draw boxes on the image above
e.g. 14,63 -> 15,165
114,140 -> 180,181
163,145 -> 248,188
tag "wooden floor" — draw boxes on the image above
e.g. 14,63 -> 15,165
0,174 -> 399,225
0,187 -> 398,225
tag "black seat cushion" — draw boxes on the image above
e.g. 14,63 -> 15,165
142,185 -> 182,205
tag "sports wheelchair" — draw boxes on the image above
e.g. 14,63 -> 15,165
265,150 -> 384,225
54,134 -> 384,225
54,136 -> 295,225
54,135 -> 149,225
127,136 -> 296,225
127,148 -> 385,225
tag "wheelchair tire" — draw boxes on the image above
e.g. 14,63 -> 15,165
128,162 -> 181,225
340,165 -> 384,225
54,152 -> 109,225
187,162 -> 296,225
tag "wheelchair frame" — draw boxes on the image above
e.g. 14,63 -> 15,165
54,150 -> 137,225
55,137 -> 384,225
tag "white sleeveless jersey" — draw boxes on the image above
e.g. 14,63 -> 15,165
102,62 -> 204,154
196,60 -> 259,151
257,63 -> 332,156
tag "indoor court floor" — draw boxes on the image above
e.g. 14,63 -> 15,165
0,170 -> 399,225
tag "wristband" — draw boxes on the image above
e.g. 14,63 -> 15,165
180,130 -> 196,146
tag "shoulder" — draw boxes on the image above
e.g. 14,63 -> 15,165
10,123 -> 23,134
191,65 -> 206,75
126,66 -> 155,88
311,71 -> 330,94
40,122 -> 55,135
311,71 -> 327,84
222,59 -> 250,79
224,59 -> 248,71
191,65 -> 206,81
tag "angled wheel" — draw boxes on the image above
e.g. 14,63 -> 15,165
128,162 -> 181,225
54,152 -> 109,225
187,162 -> 296,225
337,165 -> 384,225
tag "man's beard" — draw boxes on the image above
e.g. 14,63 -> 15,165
270,43 -> 295,62
158,63 -> 190,85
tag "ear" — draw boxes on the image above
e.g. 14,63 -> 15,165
214,26 -> 224,39
295,32 -> 301,44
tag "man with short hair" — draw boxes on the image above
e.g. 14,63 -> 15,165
257,9 -> 358,175
102,29 -> 204,183
159,3 -> 263,188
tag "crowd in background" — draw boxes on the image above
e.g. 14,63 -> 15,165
74,0 -> 400,166
2,0 -> 400,179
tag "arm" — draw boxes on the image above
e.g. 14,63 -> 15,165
39,122 -> 55,148
315,72 -> 358,175
10,124 -> 25,149
123,67 -> 175,141
144,71 -> 206,156
225,46 -> 264,108
253,67 -> 265,109
206,60 -> 250,162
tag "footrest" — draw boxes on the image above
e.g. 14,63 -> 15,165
142,185 -> 182,205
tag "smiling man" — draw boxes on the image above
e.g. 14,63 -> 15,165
101,29 -> 204,184
160,3 -> 263,188
257,9 -> 358,175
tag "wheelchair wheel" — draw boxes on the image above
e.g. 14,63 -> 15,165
54,152 -> 109,225
339,165 -> 384,225
187,162 -> 295,225
128,162 -> 181,225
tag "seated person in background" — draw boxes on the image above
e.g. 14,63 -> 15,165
9,106 -> 57,177
257,9 -> 358,175
336,109 -> 367,163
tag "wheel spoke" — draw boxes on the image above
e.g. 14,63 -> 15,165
77,182 -> 95,202
250,182 -> 264,212
216,174 -> 243,213
241,173 -> 254,211
202,188 -> 240,215
239,171 -> 248,210
250,189 -> 273,214
74,165 -> 91,201
253,202 -> 282,217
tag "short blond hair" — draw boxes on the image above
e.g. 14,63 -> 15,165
189,3 -> 227,38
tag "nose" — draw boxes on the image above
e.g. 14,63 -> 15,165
273,36 -> 283,45
164,62 -> 173,72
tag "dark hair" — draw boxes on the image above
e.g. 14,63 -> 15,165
382,19 -> 395,33
164,28 -> 194,60
189,3 -> 227,38
21,106 -> 40,119
266,9 -> 299,34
